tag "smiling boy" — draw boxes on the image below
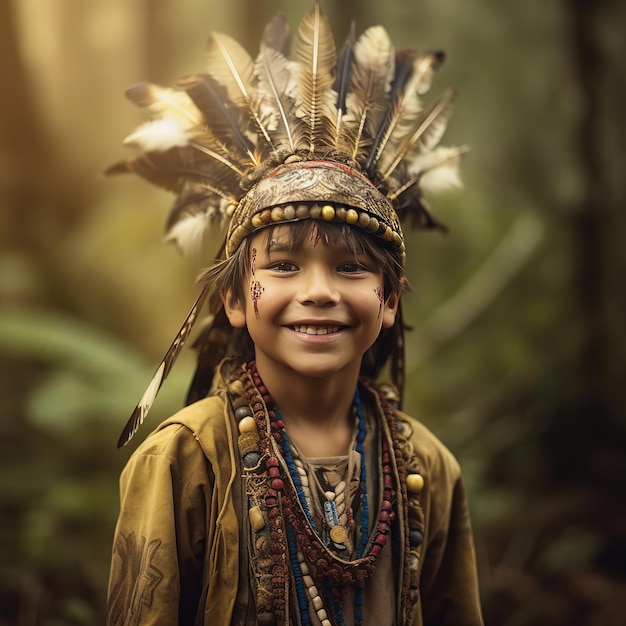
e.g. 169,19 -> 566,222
107,4 -> 483,625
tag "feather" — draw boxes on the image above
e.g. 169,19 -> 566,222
380,88 -> 456,180
207,33 -> 275,151
178,73 -> 258,165
123,118 -> 193,152
125,82 -> 202,127
164,204 -> 227,258
117,284 -> 210,447
332,21 -> 355,148
343,25 -> 394,161
400,145 -> 466,192
261,12 -> 291,55
365,50 -> 426,173
293,1 -> 337,155
412,50 -> 445,95
104,147 -> 240,202
254,43 -> 300,154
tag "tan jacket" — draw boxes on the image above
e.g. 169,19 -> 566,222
107,371 -> 483,626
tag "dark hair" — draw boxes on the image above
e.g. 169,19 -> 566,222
198,219 -> 407,378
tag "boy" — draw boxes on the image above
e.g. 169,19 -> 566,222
106,4 -> 483,625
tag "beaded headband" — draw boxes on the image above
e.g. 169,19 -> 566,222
110,1 -> 464,446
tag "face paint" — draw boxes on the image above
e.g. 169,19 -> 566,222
251,247 -> 257,276
250,280 -> 264,319
309,222 -> 322,248
374,285 -> 384,317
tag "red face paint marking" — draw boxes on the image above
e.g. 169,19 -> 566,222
251,280 -> 264,319
251,247 -> 257,276
374,285 -> 384,317
309,222 -> 322,247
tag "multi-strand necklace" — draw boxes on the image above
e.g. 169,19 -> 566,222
234,362 -> 423,626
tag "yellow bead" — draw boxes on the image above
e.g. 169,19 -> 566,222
407,473 -> 424,493
249,505 -> 266,532
238,416 -> 256,434
346,209 -> 359,224
321,205 -> 335,221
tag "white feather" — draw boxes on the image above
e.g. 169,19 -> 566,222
164,207 -> 229,258
123,118 -> 194,152
408,146 -> 466,193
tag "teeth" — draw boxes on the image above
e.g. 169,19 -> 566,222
293,325 -> 340,335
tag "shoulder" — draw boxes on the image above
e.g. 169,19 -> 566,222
396,409 -> 462,485
126,394 -> 230,468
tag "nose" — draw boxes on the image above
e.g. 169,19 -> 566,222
297,266 -> 340,306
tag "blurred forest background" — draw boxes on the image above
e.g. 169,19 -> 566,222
1,0 -> 625,624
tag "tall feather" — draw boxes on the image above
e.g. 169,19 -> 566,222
117,284 -> 210,447
380,87 -> 456,180
343,25 -> 394,161
255,43 -> 299,154
207,33 -> 275,151
293,1 -> 337,155
178,73 -> 258,165
332,21 -> 355,149
365,50 -> 423,173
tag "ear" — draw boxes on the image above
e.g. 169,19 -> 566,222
382,291 -> 399,330
222,290 -> 247,328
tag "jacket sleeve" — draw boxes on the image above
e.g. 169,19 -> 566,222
106,424 -> 212,626
409,421 -> 484,626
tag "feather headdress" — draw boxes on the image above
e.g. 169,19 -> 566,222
108,1 -> 465,446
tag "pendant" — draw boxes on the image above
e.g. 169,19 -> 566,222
324,500 -> 347,551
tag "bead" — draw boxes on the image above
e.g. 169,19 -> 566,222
324,491 -> 335,502
346,208 -> 358,224
238,416 -> 256,433
335,207 -> 346,221
243,451 -> 261,468
383,226 -> 393,241
257,611 -> 276,625
303,574 -> 314,588
296,204 -> 309,218
268,466 -> 280,477
249,505 -> 266,532
271,207 -> 284,222
375,533 -> 387,546
251,213 -> 264,228
260,209 -> 272,224
283,204 -> 296,220
410,551 -> 419,569
312,595 -> 324,610
358,212 -> 370,227
234,405 -> 253,420
367,217 -> 380,232
409,530 -> 424,547
271,478 -> 284,491
309,204 -> 322,219
321,620 -> 332,626
321,204 -> 335,221
409,589 -> 419,605
407,473 -> 425,493
266,456 -> 279,467
317,609 -> 328,621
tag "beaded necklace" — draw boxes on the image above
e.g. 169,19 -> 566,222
234,362 -> 424,626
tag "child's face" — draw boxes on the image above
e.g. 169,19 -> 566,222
223,223 -> 398,382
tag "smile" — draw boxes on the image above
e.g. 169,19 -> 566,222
292,325 -> 342,335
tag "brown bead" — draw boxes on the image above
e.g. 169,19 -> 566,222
257,610 -> 276,625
